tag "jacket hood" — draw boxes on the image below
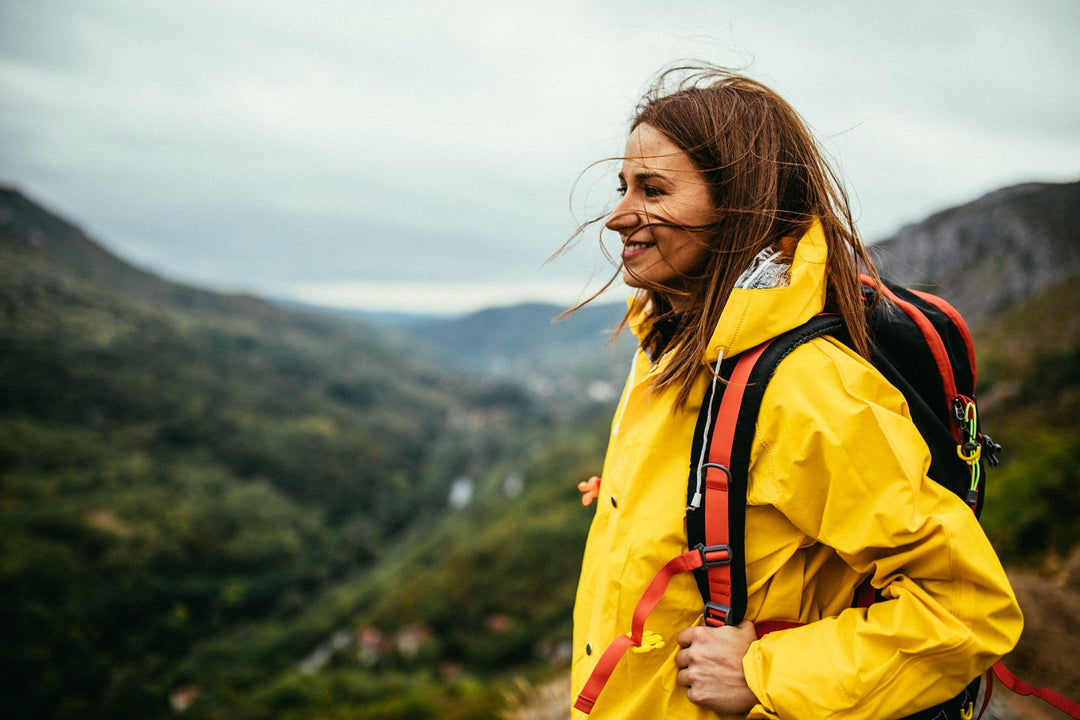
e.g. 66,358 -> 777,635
628,220 -> 829,364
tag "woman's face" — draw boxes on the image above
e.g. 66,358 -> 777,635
607,122 -> 714,309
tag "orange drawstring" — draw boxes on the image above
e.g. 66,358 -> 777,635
578,476 -> 601,506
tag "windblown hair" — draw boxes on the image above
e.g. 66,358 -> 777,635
566,64 -> 879,408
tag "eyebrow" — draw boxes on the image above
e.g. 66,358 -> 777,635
618,171 -> 670,184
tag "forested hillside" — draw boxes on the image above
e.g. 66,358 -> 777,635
0,186 -> 598,718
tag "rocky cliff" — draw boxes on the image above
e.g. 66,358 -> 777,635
870,181 -> 1080,327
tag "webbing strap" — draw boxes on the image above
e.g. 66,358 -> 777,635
573,548 -> 705,714
702,342 -> 770,625
989,660 -> 1080,718
708,342 -> 767,474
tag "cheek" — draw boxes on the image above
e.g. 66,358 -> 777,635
668,232 -> 710,270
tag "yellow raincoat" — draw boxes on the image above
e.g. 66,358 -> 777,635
571,223 -> 1022,718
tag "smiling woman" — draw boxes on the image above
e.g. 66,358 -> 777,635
563,64 -> 1023,720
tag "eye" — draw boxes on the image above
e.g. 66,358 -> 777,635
643,185 -> 665,198
616,186 -> 627,197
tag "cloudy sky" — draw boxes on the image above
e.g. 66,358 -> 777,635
2,1 -> 1078,315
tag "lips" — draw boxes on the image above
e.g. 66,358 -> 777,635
622,241 -> 654,261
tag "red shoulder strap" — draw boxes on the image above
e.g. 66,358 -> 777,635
909,287 -> 978,389
700,342 -> 769,626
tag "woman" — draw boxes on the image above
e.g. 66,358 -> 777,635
569,66 -> 1022,719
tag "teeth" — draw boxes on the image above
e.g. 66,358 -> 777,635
625,242 -> 653,250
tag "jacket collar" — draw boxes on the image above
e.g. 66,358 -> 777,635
705,219 -> 828,362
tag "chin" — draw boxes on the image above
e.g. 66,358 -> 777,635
622,269 -> 650,289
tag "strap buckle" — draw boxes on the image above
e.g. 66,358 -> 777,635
695,543 -> 732,568
704,601 -> 733,627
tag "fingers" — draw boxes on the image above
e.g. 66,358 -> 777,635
676,625 -> 698,648
676,621 -> 758,670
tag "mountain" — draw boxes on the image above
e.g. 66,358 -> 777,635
405,302 -> 625,370
870,180 -> 1080,326
391,301 -> 635,405
868,182 -> 1080,562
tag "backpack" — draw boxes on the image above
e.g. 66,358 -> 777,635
575,277 -> 1079,718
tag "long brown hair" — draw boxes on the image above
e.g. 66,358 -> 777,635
563,64 -> 879,408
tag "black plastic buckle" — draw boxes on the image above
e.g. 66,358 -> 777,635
981,433 -> 1003,468
695,543 -> 732,568
704,601 -> 732,627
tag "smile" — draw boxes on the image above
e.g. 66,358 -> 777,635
622,241 -> 655,260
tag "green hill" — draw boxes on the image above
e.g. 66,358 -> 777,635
0,186 -> 576,719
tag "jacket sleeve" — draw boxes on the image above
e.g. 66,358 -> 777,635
741,339 -> 1023,720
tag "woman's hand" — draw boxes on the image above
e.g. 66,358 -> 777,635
675,620 -> 758,714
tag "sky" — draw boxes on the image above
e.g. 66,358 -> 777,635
1,1 -> 1078,315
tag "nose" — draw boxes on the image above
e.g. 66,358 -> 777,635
605,197 -> 641,235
